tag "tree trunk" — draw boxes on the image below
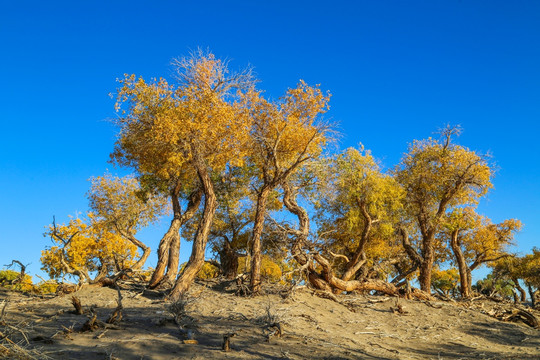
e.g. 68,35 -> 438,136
169,152 -> 217,301
161,232 -> 181,286
341,202 -> 371,282
126,234 -> 151,271
450,230 -> 471,298
219,241 -> 239,279
418,238 -> 435,293
528,286 -> 538,308
250,186 -> 270,294
148,188 -> 202,289
92,262 -> 109,284
513,278 -> 527,303
148,218 -> 182,288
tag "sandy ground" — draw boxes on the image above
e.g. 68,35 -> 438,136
1,280 -> 539,360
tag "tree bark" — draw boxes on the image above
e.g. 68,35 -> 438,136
169,150 -> 217,301
450,229 -> 471,298
341,201 -> 372,282
513,278 -> 527,302
250,186 -> 270,294
418,232 -> 435,293
148,187 -> 202,289
161,232 -> 181,286
282,181 -> 432,300
219,240 -> 239,279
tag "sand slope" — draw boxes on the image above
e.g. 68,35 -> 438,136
1,281 -> 539,359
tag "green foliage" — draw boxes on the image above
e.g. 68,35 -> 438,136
431,267 -> 459,295
474,274 -> 515,299
0,270 -> 34,292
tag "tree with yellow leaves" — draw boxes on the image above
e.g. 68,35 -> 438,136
443,208 -> 521,298
87,173 -> 168,271
242,82 -> 332,294
315,146 -> 404,283
395,126 -> 493,293
41,216 -> 138,284
112,50 -> 254,299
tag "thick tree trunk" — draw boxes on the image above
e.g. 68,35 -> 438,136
418,232 -> 435,293
169,153 -> 217,301
219,241 -> 239,279
250,186 -> 270,294
450,230 -> 471,298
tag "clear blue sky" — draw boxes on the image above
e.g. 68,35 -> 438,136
1,1 -> 538,281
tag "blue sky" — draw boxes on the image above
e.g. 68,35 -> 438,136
0,1 -> 538,281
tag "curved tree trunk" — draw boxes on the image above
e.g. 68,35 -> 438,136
148,187 -> 202,289
342,201 -> 372,282
161,232 -> 181,286
450,229 -> 471,298
281,181 -> 432,300
124,233 -> 151,271
148,219 -> 182,288
513,278 -> 527,302
250,186 -> 270,294
169,151 -> 217,301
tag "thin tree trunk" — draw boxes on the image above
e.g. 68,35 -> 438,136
125,234 -> 151,271
466,269 -> 473,296
148,188 -> 202,289
148,218 -> 181,288
161,232 -> 181,286
250,186 -> 270,294
450,230 -> 470,298
342,202 -> 372,281
528,285 -> 537,308
169,152 -> 217,301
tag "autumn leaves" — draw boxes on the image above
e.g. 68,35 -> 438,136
42,50 -> 525,301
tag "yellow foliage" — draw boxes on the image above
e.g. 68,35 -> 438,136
197,262 -> 220,279
41,216 -> 138,282
112,50 -> 254,183
431,267 -> 459,294
179,262 -> 220,280
0,270 -> 34,292
238,255 -> 283,282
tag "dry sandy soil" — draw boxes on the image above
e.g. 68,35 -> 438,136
1,280 -> 539,360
